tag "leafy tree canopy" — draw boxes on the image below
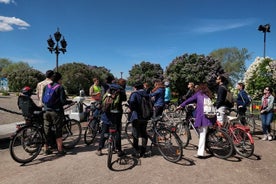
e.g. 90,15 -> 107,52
209,47 -> 251,85
0,58 -> 12,76
1,61 -> 30,78
58,62 -> 112,95
7,68 -> 44,92
165,53 -> 224,97
127,61 -> 163,87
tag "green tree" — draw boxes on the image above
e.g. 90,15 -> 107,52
1,62 -> 31,77
7,68 -> 44,92
0,58 -> 12,76
209,47 -> 251,85
165,53 -> 224,97
58,62 -> 112,95
127,61 -> 163,87
244,57 -> 275,99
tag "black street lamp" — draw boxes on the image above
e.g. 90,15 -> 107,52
47,28 -> 67,72
120,72 -> 123,78
258,24 -> 271,58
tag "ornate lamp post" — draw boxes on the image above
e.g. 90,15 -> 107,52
47,28 -> 67,72
258,24 -> 271,58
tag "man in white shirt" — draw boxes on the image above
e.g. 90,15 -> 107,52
36,70 -> 54,107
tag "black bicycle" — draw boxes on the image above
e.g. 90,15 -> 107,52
125,116 -> 183,163
9,103 -> 82,164
84,101 -> 102,145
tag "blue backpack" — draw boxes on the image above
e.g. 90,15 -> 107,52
42,84 -> 60,107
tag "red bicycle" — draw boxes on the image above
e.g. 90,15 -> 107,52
217,115 -> 254,158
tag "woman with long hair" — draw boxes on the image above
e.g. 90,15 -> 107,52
176,83 -> 216,158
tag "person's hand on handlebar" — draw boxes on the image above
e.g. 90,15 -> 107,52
175,105 -> 183,111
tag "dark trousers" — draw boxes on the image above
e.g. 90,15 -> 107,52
132,120 -> 148,154
237,107 -> 247,125
98,113 -> 123,151
43,111 -> 64,145
153,106 -> 164,118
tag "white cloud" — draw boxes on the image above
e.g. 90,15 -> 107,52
0,0 -> 15,4
0,16 -> 30,32
192,18 -> 256,33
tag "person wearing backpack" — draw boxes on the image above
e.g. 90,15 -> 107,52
236,81 -> 250,125
96,79 -> 127,157
128,81 -> 150,158
42,72 -> 72,156
176,83 -> 216,158
215,75 -> 228,125
149,80 -> 165,118
36,70 -> 54,107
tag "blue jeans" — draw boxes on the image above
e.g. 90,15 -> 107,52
261,111 -> 274,134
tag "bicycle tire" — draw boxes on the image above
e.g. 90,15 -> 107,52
62,119 -> 82,149
246,115 -> 255,134
124,121 -> 133,146
107,141 -> 113,170
206,128 -> 234,159
232,128 -> 254,158
156,127 -> 183,163
175,121 -> 190,148
9,126 -> 43,164
84,119 -> 98,145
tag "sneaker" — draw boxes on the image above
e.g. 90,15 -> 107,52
44,149 -> 53,155
131,152 -> 140,158
117,150 -> 126,157
96,150 -> 102,156
262,134 -> 268,141
268,135 -> 273,141
56,150 -> 66,157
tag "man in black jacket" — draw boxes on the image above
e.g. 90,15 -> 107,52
128,82 -> 150,158
215,75 -> 228,125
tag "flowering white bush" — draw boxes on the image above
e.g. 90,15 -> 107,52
243,57 -> 275,99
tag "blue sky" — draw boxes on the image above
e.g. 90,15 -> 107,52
0,0 -> 275,78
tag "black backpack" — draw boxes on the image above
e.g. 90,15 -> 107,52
137,93 -> 153,120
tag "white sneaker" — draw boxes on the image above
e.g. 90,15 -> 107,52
268,135 -> 273,141
262,134 -> 268,141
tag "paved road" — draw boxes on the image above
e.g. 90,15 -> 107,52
1,123 -> 276,184
1,95 -> 276,184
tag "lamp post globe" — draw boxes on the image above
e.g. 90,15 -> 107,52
258,24 -> 271,58
47,28 -> 67,72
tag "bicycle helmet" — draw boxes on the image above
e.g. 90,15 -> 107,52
21,86 -> 33,96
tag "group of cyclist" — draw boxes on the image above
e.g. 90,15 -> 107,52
17,70 -> 274,160
18,70 -> 72,157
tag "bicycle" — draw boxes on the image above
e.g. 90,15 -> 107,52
175,106 -> 234,159
125,115 -> 183,163
9,103 -> 82,164
106,124 -> 119,170
218,115 -> 255,158
226,108 -> 256,134
83,101 -> 103,145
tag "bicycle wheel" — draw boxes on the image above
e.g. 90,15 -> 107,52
9,126 -> 43,164
232,128 -> 254,158
62,119 -> 82,149
124,121 -> 133,146
206,128 -> 234,159
107,141 -> 113,170
84,119 -> 98,145
246,115 -> 255,134
156,127 -> 183,163
175,121 -> 190,148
